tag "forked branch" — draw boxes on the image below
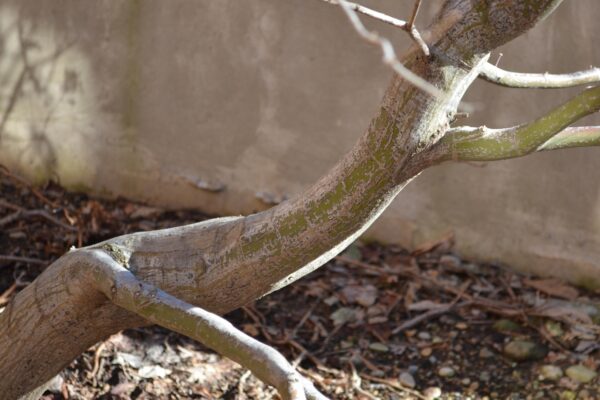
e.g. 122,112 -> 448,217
320,0 -> 441,97
437,85 -> 600,161
480,62 -> 600,88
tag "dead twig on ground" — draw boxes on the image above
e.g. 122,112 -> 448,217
0,199 -> 76,231
0,255 -> 48,266
0,166 -> 57,208
349,362 -> 378,400
360,373 -> 427,400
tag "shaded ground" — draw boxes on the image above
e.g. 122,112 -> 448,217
0,166 -> 599,400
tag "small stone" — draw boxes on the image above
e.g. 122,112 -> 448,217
544,320 -> 563,337
559,377 -> 578,390
438,366 -> 455,378
493,319 -> 521,332
399,372 -> 416,388
405,329 -> 417,337
330,307 -> 358,326
565,365 -> 597,383
432,336 -> 443,344
539,365 -> 563,381
503,340 -> 547,362
455,322 -> 468,330
480,371 -> 491,382
479,348 -> 494,358
439,254 -> 461,269
323,296 -> 338,306
423,386 -> 442,400
560,390 -> 576,400
578,390 -> 592,400
420,347 -> 432,357
369,342 -> 389,352
418,331 -> 432,340
461,378 -> 471,385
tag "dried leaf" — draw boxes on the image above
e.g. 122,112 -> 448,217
138,365 -> 172,379
412,231 -> 454,255
341,284 -> 378,307
330,307 -> 360,326
523,278 -> 579,300
533,302 -> 593,325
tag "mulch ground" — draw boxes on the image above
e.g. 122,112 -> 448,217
1,165 -> 599,400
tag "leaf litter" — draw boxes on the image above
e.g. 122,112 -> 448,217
0,166 -> 598,399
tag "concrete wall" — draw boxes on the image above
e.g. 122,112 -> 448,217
0,1 -> 599,287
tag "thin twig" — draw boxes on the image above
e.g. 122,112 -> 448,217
290,298 -> 320,339
0,203 -> 77,231
0,166 -> 57,207
0,211 -> 22,228
405,0 -> 429,56
90,342 -> 106,385
0,282 -> 17,306
324,0 -> 442,97
393,300 -> 471,334
349,362 -> 377,400
0,199 -> 21,211
407,0 -> 421,28
319,0 -> 408,29
237,370 -> 252,399
319,0 -> 430,56
479,62 -> 600,88
0,255 -> 48,266
360,373 -> 427,399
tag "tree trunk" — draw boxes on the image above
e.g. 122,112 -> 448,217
0,1 -> 564,398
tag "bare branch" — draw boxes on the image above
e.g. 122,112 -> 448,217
407,0 -> 422,28
321,0 -> 441,97
406,0 -> 429,56
92,251 -> 327,400
437,85 -> 600,161
319,0 -> 407,29
480,62 -> 600,88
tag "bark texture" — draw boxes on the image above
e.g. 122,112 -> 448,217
0,1 -> 566,398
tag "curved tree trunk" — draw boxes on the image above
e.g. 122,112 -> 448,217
0,1 -> 564,398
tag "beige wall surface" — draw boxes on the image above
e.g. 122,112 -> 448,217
0,1 -> 599,287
